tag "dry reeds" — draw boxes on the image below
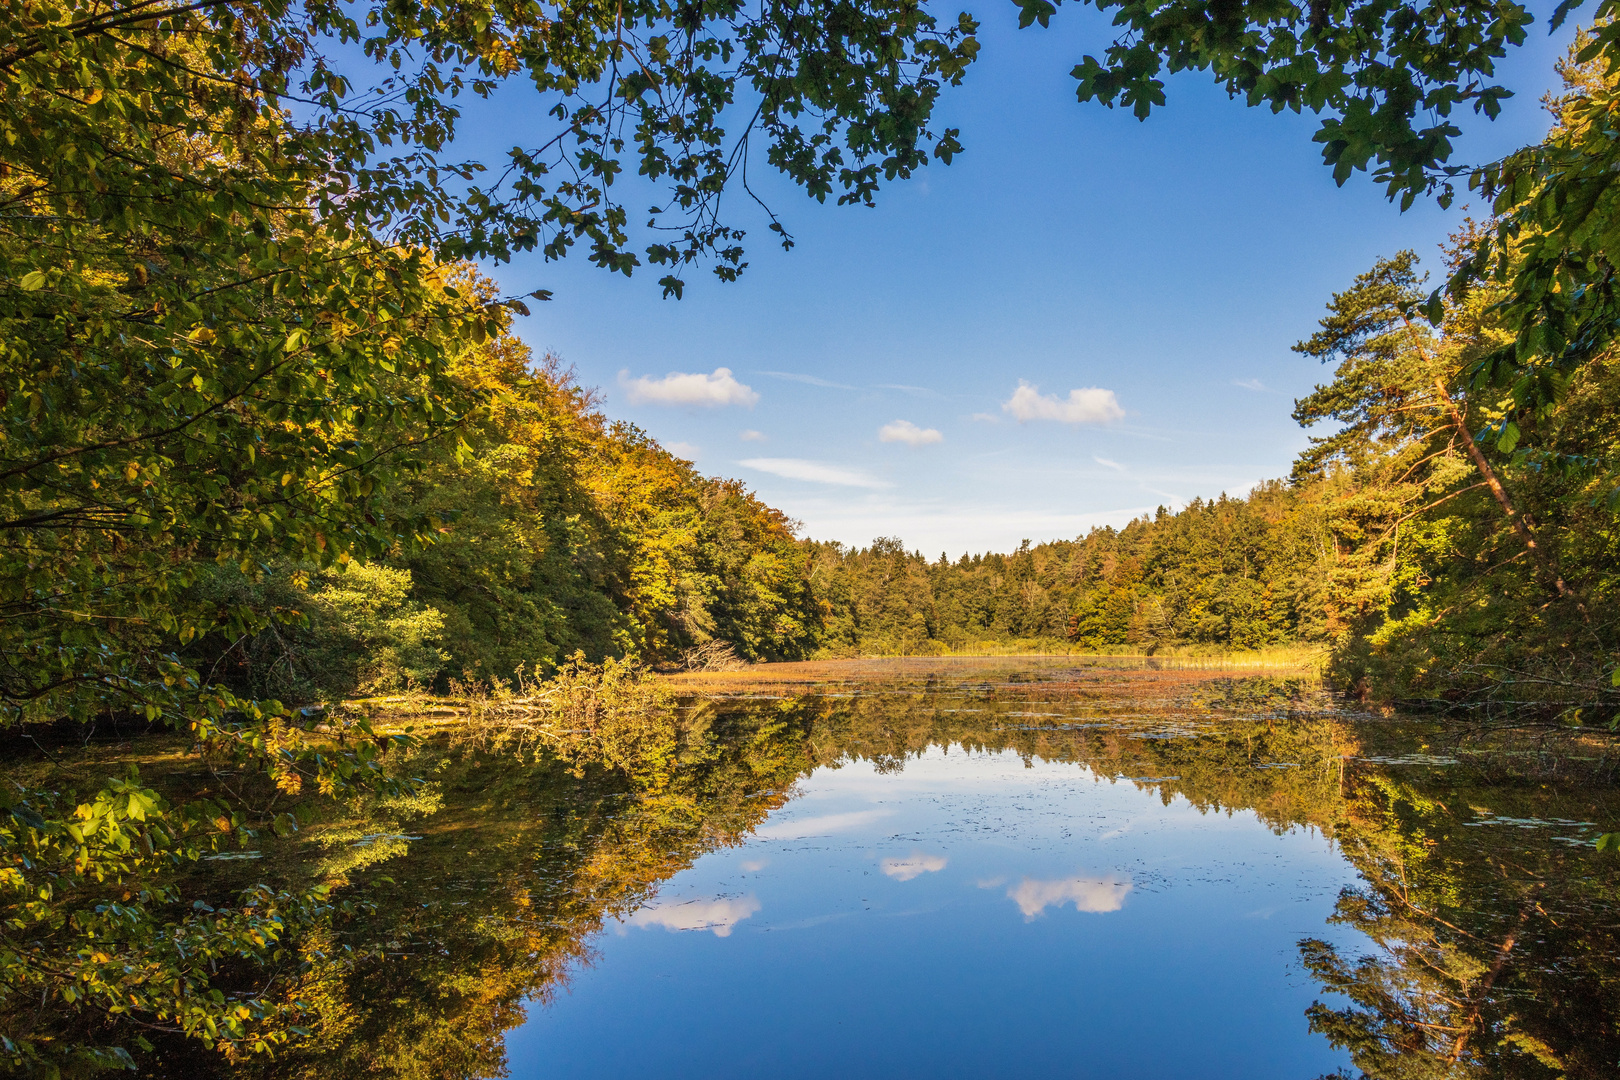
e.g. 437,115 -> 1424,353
443,654 -> 680,779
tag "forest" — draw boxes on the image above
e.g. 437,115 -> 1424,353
4,0 -> 1620,1071
163,240 -> 1617,718
206,241 -> 1614,721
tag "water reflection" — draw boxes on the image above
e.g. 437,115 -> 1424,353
1297,756 -> 1620,1080
754,808 -> 895,839
512,738 -> 1356,1078
618,894 -> 761,937
881,851 -> 948,880
1006,874 -> 1132,917
123,661 -> 1618,1079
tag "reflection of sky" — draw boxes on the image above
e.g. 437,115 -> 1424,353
1006,874 -> 1130,918
754,808 -> 894,840
617,895 -> 761,938
509,746 -> 1366,1079
880,851 -> 948,881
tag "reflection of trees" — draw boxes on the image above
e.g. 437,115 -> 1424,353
780,673 -> 1357,837
66,669 -> 1617,1079
251,672 -> 1364,1080
1297,775 -> 1620,1080
734,677 -> 1620,1080
245,705 -> 810,1080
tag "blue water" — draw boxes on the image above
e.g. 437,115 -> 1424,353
506,745 -> 1361,1078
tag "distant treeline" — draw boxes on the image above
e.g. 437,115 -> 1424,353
805,248 -> 1617,713
805,485 -> 1325,657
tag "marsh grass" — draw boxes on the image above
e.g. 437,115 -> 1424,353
821,641 -> 1326,671
344,655 -> 684,784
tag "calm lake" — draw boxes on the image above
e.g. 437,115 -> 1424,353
508,738 -> 1360,1079
141,659 -> 1620,1078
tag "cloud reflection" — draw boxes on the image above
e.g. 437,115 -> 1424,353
620,895 -> 761,937
754,808 -> 893,840
881,851 -> 948,881
1008,875 -> 1131,919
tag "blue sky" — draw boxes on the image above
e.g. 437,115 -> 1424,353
467,5 -> 1578,556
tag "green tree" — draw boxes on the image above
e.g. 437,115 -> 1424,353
1287,239 -> 1618,711
0,22 -> 485,1064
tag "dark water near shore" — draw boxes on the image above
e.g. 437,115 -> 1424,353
60,658 -> 1620,1079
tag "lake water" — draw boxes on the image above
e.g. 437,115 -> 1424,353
507,743 -> 1361,1079
93,657 -> 1619,1079
406,658 -> 1613,1080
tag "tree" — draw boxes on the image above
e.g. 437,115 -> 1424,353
1039,0 -> 1536,206
1050,0 -> 1620,525
1287,238 -> 1618,711
1440,27 -> 1620,554
0,20 -> 492,1062
2,0 -> 980,292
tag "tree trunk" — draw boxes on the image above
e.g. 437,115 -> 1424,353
1429,375 -> 1582,609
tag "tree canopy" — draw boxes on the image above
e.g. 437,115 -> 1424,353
1,0 -> 980,290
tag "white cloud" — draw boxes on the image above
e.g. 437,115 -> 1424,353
878,420 -> 944,446
754,808 -> 894,840
620,895 -> 760,937
1002,381 -> 1124,425
881,851 -> 948,881
1233,378 -> 1267,391
1007,875 -> 1132,919
740,458 -> 891,490
739,429 -> 767,442
739,858 -> 769,872
758,370 -> 855,390
619,367 -> 759,407
1093,456 -> 1125,471
667,441 -> 700,459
